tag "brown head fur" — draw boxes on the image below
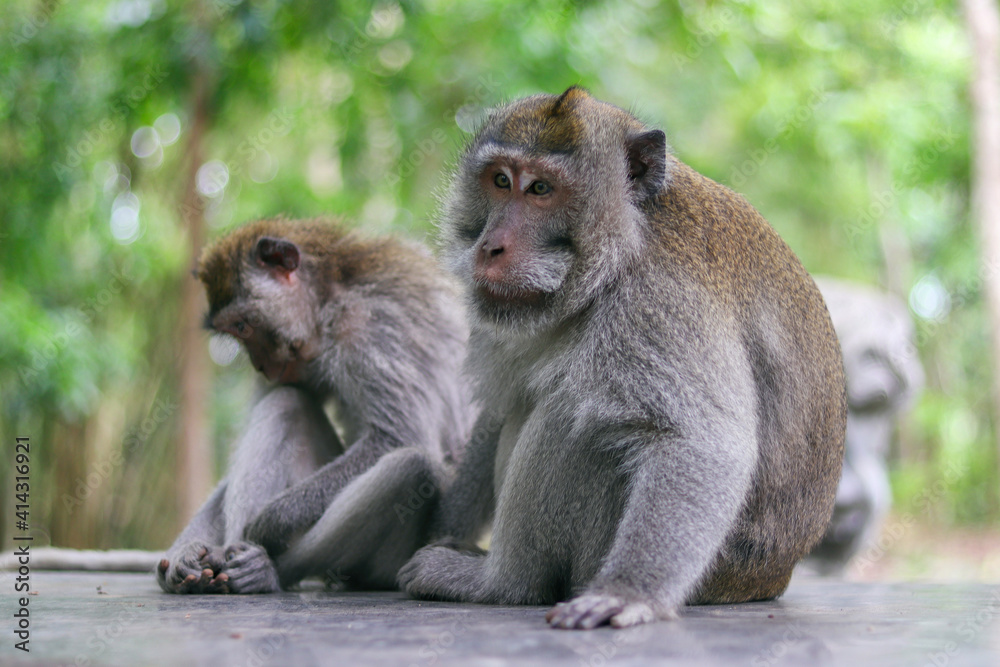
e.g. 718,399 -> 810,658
197,217 -> 349,319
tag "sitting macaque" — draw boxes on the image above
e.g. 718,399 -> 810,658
157,217 -> 473,593
398,87 -> 847,628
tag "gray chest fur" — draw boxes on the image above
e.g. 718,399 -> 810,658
494,399 -> 530,493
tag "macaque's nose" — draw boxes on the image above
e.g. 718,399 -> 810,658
477,227 -> 515,271
481,240 -> 504,263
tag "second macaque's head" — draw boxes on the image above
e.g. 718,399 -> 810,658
196,219 -> 332,384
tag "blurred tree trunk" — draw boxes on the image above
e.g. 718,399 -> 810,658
963,0 -> 1000,482
175,61 -> 213,527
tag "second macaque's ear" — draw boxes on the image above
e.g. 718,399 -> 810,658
256,237 -> 300,278
626,129 -> 667,202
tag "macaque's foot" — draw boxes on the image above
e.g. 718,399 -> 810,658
220,542 -> 282,593
156,542 -> 230,594
546,593 -> 670,630
397,539 -> 486,601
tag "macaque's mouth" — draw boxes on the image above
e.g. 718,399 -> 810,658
475,282 -> 546,306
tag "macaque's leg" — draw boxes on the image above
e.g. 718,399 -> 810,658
277,447 -> 442,590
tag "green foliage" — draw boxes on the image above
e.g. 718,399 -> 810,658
0,0 -> 993,550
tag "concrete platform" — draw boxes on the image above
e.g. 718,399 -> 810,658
1,571 -> 998,666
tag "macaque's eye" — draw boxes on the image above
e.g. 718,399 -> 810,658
233,321 -> 252,338
528,181 -> 551,195
494,173 -> 511,189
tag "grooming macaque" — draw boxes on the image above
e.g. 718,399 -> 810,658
398,87 -> 847,628
808,278 -> 923,573
157,217 -> 472,594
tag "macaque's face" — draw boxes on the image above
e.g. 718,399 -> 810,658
200,235 -> 320,386
208,303 -> 317,384
441,88 -> 655,338
462,153 -> 576,326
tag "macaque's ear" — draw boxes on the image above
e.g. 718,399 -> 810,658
256,237 -> 300,276
626,129 -> 667,201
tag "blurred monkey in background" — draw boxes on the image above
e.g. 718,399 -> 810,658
157,217 -> 473,593
807,278 -> 924,574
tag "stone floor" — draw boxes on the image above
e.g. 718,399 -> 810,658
1,570 -> 998,666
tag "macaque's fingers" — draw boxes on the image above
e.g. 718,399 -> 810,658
199,546 -> 227,575
546,595 -> 626,630
546,594 -> 662,630
175,573 -> 199,594
220,541 -> 281,593
203,572 -> 231,594
175,567 -> 214,594
610,602 -> 664,628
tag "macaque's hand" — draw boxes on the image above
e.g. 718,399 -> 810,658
156,542 -> 230,594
